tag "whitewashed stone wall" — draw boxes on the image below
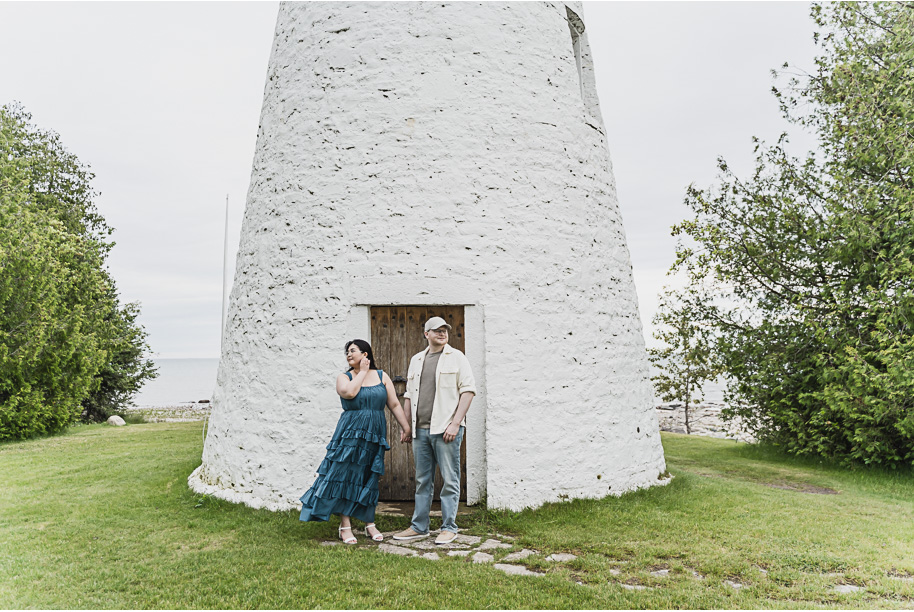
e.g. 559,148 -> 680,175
189,1 -> 667,513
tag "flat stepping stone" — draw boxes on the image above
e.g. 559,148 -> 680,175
420,552 -> 440,561
437,542 -> 471,550
320,541 -> 339,546
545,553 -> 577,562
620,584 -> 649,591
609,568 -> 621,576
503,549 -> 538,562
448,550 -> 472,557
477,538 -> 513,551
833,584 -> 863,594
723,580 -> 743,589
493,563 -> 545,577
378,543 -> 416,557
650,569 -> 670,577
453,534 -> 482,545
405,539 -> 469,550
473,552 -> 494,564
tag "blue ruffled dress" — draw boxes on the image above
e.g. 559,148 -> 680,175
299,370 -> 389,523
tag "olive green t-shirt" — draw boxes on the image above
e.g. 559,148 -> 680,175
416,349 -> 443,429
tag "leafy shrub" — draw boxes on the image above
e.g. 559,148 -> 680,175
671,3 -> 914,466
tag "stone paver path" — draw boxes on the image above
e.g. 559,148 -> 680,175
319,530 -> 698,588
472,552 -> 494,564
320,530 -> 565,578
317,529 -> 893,596
477,538 -> 513,551
503,549 -> 538,562
377,543 -> 415,557
493,563 -> 545,577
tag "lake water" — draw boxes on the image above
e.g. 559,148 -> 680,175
702,380 -> 726,404
133,358 -> 219,407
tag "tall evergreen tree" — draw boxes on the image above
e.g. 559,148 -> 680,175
0,103 -> 156,439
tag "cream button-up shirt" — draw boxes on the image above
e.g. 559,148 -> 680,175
404,344 -> 476,437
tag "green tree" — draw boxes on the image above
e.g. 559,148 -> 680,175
672,2 -> 914,466
648,284 -> 721,434
0,164 -> 109,437
81,295 -> 157,423
0,103 -> 156,438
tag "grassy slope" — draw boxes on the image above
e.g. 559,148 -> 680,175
1,422 -> 912,609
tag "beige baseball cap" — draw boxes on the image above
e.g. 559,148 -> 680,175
424,316 -> 452,332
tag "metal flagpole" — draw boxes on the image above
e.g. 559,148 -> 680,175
206,194 -> 230,447
221,194 -> 230,351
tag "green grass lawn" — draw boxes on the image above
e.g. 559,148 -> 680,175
1,422 -> 913,609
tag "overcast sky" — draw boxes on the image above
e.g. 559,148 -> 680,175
0,1 -> 819,359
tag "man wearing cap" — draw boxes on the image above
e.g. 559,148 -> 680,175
393,316 -> 476,545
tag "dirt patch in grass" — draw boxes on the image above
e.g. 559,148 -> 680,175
692,470 -> 839,495
762,481 -> 839,495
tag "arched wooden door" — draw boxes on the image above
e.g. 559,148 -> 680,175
370,305 -> 467,501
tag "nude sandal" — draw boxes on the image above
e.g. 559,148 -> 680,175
338,525 -> 357,545
365,523 -> 384,542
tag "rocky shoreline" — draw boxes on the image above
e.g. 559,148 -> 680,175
655,402 -> 755,443
123,402 -> 212,423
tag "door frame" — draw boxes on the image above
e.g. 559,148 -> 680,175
345,291 -> 486,505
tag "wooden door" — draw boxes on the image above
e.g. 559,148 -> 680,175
371,305 -> 467,501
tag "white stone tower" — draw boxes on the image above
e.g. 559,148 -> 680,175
189,1 -> 667,512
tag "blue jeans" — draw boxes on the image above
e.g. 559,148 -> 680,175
410,426 -> 464,534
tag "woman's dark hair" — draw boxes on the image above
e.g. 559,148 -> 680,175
345,339 -> 379,371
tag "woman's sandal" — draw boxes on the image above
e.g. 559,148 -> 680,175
338,526 -> 357,545
365,523 -> 384,542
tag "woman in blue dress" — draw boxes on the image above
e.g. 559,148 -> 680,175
299,339 -> 412,544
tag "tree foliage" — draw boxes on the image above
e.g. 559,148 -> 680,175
648,284 -> 721,434
648,286 -> 720,433
81,296 -> 157,423
672,2 -> 914,467
0,103 -> 156,439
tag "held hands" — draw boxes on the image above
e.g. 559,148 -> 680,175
443,422 -> 460,443
400,428 -> 412,444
